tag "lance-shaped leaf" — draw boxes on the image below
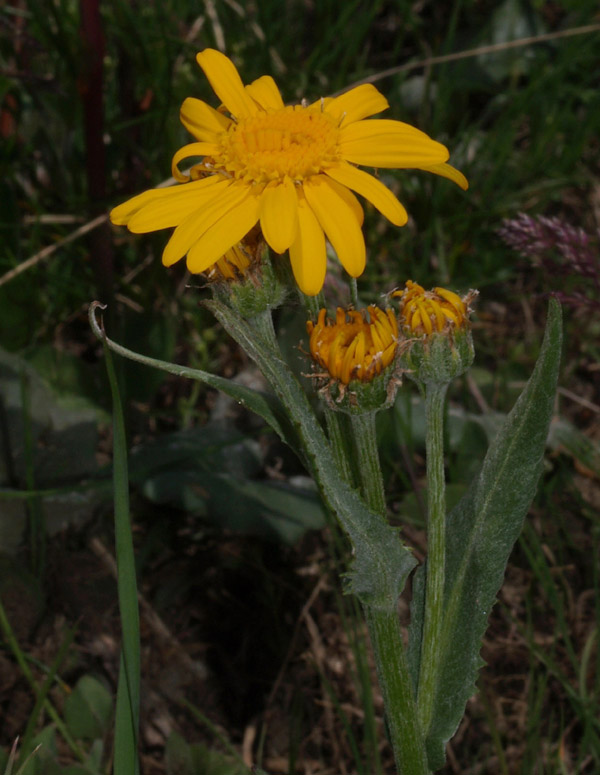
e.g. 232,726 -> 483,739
408,299 -> 562,769
88,302 -> 299,456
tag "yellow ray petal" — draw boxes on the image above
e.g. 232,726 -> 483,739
171,142 -> 220,182
289,193 -> 327,296
324,161 -> 408,226
339,119 -> 449,168
419,162 -> 469,190
128,177 -> 228,233
324,84 -> 389,126
162,182 -> 248,267
186,193 -> 261,273
303,175 -> 366,278
245,75 -> 285,111
259,177 -> 299,254
111,176 -> 224,227
180,97 -> 232,141
320,175 -> 364,227
196,49 -> 258,119
110,189 -> 168,226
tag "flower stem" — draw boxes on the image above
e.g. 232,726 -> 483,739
350,277 -> 359,308
350,411 -> 387,517
366,604 -> 430,775
201,299 -> 430,774
325,409 -> 358,486
417,381 -> 449,735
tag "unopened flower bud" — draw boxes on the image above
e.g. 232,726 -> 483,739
210,229 -> 288,317
393,280 -> 476,386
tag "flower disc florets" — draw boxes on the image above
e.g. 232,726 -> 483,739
394,280 -> 468,335
307,306 -> 399,384
217,106 -> 341,184
306,306 -> 401,413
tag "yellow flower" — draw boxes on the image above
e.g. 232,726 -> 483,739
394,280 -> 468,335
111,49 -> 467,295
306,306 -> 399,384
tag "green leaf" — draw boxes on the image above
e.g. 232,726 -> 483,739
548,416 -> 600,477
408,299 -> 562,769
88,304 -> 300,457
64,675 -> 113,741
165,733 -> 248,775
188,742 -> 248,775
165,732 -> 194,775
18,727 -> 58,775
128,424 -> 263,483
141,471 -> 326,544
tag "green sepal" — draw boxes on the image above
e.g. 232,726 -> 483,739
408,299 -> 562,769
211,245 -> 289,317
317,367 -> 401,415
403,327 -> 474,386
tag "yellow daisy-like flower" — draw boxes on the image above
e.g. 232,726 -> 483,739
394,280 -> 468,335
306,306 -> 399,384
111,49 -> 468,295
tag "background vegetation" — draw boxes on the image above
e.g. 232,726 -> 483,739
1,0 -> 599,773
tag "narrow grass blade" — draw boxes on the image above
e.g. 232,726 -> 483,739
19,626 -> 76,759
103,341 -> 140,775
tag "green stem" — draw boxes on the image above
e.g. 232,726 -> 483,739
366,605 -> 430,775
417,381 -> 449,734
206,300 -> 429,773
325,409 -> 357,486
350,411 -> 387,517
302,291 -> 324,320
350,277 -> 359,308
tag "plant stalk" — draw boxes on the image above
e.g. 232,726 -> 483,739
417,381 -> 449,734
350,411 -> 387,517
366,605 -> 430,775
325,409 -> 358,486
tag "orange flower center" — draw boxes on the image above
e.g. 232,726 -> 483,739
394,280 -> 468,335
216,106 -> 341,184
307,307 -> 399,385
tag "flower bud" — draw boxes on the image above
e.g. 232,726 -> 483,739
305,306 -> 401,413
210,229 -> 289,317
393,280 -> 476,386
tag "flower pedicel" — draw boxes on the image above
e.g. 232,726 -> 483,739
111,49 -> 467,295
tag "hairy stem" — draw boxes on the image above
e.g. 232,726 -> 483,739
417,381 -> 449,734
351,411 -> 387,517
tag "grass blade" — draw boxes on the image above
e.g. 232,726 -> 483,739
103,341 -> 140,775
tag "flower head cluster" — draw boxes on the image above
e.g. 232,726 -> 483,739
394,280 -> 468,335
497,213 -> 598,273
306,306 -> 398,385
111,49 -> 467,295
498,213 -> 600,313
